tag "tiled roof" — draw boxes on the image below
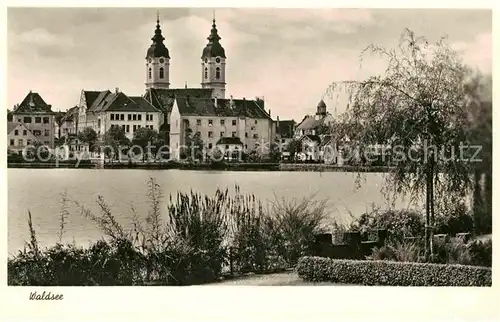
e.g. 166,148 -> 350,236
296,113 -> 333,131
88,91 -> 160,113
83,91 -> 101,109
61,106 -> 79,122
146,88 -> 270,119
276,120 -> 295,138
216,137 -> 243,145
13,91 -> 54,115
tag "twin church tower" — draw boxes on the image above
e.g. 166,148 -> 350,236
145,13 -> 227,99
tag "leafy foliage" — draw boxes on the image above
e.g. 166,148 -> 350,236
297,256 -> 492,286
77,127 -> 98,152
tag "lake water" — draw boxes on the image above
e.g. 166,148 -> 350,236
7,169 -> 419,255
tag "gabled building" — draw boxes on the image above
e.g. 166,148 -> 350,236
8,91 -> 56,148
166,95 -> 274,160
77,88 -> 163,141
295,99 -> 334,139
7,122 -> 38,153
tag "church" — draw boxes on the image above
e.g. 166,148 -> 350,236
142,14 -> 276,160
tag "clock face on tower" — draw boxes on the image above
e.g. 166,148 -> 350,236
159,58 -> 165,64
216,58 -> 221,63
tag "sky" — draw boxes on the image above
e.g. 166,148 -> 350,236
7,8 -> 492,120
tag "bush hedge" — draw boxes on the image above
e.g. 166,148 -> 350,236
296,256 -> 492,286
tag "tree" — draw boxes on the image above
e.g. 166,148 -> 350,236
182,128 -> 204,162
327,29 -> 483,259
131,127 -> 158,161
286,139 -> 301,160
77,127 -> 98,152
101,126 -> 130,162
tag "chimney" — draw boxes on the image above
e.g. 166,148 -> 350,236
277,115 -> 280,127
243,97 -> 246,100
230,95 -> 234,109
115,87 -> 119,94
185,81 -> 188,89
268,109 -> 271,117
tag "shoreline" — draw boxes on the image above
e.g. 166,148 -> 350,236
7,162 -> 392,173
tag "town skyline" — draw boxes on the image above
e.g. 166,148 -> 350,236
8,8 -> 491,120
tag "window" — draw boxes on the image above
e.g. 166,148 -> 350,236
133,125 -> 137,132
255,120 -> 258,125
10,139 -> 14,146
14,130 -> 18,136
225,145 -> 229,149
17,118 -> 21,122
23,130 -> 27,136
135,114 -> 139,121
232,132 -> 236,137
149,125 -> 154,130
126,125 -> 130,133
215,67 -> 221,80
27,139 -> 32,145
204,68 -> 208,79
128,114 -> 132,121
196,131 -> 201,136
44,129 -> 50,136
33,130 -> 41,136
43,117 -> 49,124
18,139 -> 23,146
7,114 -> 13,122
98,119 -> 101,127
24,117 -> 32,123
196,119 -> 202,126
111,114 -> 115,121
121,114 -> 124,121
159,67 -> 164,79
220,119 -> 225,125
245,144 -> 248,149
208,131 -> 213,138
232,120 -> 237,126
147,114 -> 153,121
35,117 -> 42,123
251,126 -> 255,131
122,125 -> 126,131
44,141 -> 49,145
138,114 -> 142,121
149,68 -> 152,79
253,134 -> 258,139
245,132 -> 248,138
208,119 -> 213,126
208,143 -> 213,149
220,132 -> 224,137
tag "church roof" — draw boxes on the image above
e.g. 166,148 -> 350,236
145,88 -> 270,119
12,91 -> 54,115
201,19 -> 226,59
146,15 -> 170,59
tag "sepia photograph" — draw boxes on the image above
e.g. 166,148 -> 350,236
5,4 -> 493,294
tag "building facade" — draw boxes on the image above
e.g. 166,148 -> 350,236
7,91 -> 56,150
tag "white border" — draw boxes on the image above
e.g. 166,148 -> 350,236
1,1 -> 498,321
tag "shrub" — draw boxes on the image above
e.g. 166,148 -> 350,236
431,236 -> 472,265
469,239 -> 492,267
350,207 -> 424,242
368,240 -> 424,263
296,256 -> 492,286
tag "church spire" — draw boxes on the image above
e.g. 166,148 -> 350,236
201,15 -> 226,59
146,12 -> 170,59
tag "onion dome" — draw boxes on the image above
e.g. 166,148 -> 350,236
201,19 -> 226,59
146,14 -> 170,59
